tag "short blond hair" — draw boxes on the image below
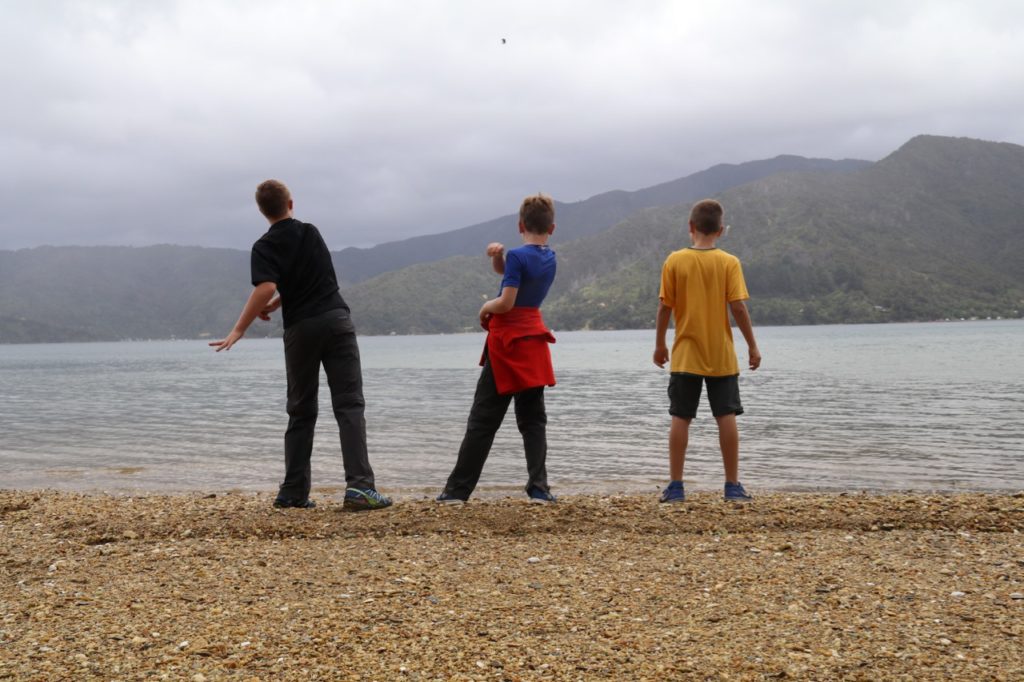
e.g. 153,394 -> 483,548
519,193 -> 555,235
689,199 -> 724,235
255,180 -> 291,219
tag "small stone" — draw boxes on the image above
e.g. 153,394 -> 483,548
527,557 -> 541,564
950,591 -> 966,598
1010,593 -> 1024,600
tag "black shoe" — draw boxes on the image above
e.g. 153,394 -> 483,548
343,487 -> 393,511
273,497 -> 316,509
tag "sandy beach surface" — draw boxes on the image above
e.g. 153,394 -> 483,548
1,489 -> 1022,681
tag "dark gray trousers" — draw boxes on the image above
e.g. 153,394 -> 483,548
443,358 -> 549,500
280,308 -> 374,499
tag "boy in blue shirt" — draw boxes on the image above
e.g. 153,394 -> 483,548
438,194 -> 558,504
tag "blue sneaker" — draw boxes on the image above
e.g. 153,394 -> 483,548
343,487 -> 393,511
526,486 -> 557,504
660,481 -> 685,504
436,491 -> 466,505
724,482 -> 753,502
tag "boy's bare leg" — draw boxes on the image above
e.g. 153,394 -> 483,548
715,413 -> 740,483
669,416 -> 691,480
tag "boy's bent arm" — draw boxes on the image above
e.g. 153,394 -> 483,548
209,281 -> 278,352
653,301 -> 672,368
728,299 -> 761,370
258,293 -> 282,321
479,286 -> 518,327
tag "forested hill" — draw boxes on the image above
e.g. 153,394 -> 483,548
0,246 -> 251,343
1,135 -> 1021,343
331,155 -> 870,284
346,135 -> 1024,333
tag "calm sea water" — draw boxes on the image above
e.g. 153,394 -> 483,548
1,321 -> 1022,496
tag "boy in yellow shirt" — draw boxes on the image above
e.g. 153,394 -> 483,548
653,199 -> 761,503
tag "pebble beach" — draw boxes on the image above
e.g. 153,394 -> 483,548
1,489 -> 1022,680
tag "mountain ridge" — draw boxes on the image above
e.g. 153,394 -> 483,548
346,135 -> 1024,333
331,155 -> 870,284
2,136 -> 1021,343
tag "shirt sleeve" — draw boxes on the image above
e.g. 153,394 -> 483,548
250,240 -> 280,286
658,256 -> 675,307
500,250 -> 524,291
727,257 -> 750,302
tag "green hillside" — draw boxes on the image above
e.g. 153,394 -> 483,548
1,136 -> 1020,343
348,135 -> 1024,333
332,156 -> 869,284
0,246 -> 253,342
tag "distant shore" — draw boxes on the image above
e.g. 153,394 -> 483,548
2,490 -> 1022,680
2,315 -> 1023,346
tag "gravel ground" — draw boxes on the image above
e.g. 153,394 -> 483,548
1,489 -> 1022,681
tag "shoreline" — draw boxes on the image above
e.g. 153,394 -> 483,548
2,490 -> 1022,680
4,480 -> 1024,498
2,316 -> 1022,346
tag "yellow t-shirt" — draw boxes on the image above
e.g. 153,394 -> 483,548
659,247 -> 749,376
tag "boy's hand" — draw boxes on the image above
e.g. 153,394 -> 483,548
486,242 -> 504,257
479,309 -> 492,329
748,347 -> 762,370
209,329 -> 244,352
653,345 -> 669,368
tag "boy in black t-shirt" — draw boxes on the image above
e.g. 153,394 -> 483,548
210,180 -> 392,511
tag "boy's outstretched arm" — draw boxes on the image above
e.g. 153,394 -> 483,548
209,281 -> 278,352
653,301 -> 672,368
728,299 -> 761,370
486,242 -> 506,275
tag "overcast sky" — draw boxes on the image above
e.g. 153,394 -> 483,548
2,1 -> 1023,251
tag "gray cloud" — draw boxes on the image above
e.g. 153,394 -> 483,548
2,0 -> 1023,250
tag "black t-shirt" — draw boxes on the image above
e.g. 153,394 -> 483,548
250,218 -> 347,328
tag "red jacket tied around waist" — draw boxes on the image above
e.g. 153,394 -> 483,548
482,307 -> 556,395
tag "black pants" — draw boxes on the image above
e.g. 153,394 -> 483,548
280,308 -> 374,499
443,358 -> 549,500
